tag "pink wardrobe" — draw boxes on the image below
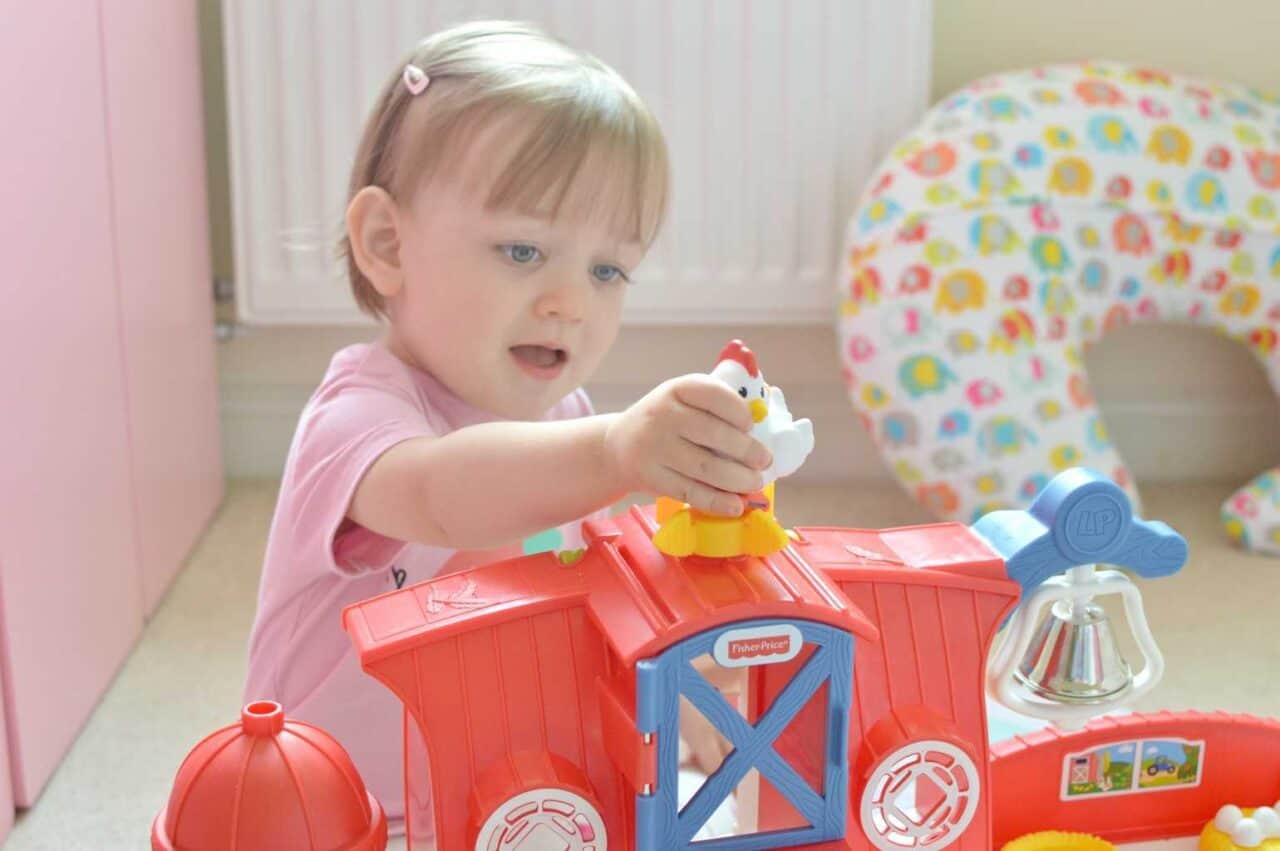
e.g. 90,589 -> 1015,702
0,0 -> 222,839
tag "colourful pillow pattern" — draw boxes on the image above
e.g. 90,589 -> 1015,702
837,62 -> 1280,553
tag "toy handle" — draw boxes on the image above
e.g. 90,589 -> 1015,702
1113,569 -> 1164,701
973,468 -> 1188,598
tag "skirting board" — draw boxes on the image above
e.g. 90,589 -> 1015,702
221,378 -> 1279,487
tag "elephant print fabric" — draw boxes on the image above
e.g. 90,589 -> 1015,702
838,61 -> 1280,555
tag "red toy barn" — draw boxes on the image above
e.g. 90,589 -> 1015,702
342,470 -> 1280,850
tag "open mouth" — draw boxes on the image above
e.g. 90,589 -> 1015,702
510,344 -> 569,378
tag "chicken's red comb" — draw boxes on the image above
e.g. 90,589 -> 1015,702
717,339 -> 759,377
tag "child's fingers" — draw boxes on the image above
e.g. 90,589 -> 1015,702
681,710 -> 729,774
679,406 -> 772,470
693,735 -> 727,776
671,374 -> 754,433
685,732 -> 715,771
653,467 -> 744,517
670,438 -> 764,496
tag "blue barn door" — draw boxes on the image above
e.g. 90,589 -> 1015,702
634,618 -> 854,850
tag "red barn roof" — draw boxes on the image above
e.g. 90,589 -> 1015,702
345,506 -> 1016,672
345,505 -> 882,668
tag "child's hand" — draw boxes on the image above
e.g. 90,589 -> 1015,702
604,374 -> 772,517
680,657 -> 749,774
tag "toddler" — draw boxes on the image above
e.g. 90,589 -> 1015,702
244,20 -> 772,832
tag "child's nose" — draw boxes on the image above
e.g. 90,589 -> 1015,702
534,284 -> 586,322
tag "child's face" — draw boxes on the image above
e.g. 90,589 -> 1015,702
387,179 -> 645,421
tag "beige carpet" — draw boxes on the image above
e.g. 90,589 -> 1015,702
5,479 -> 1276,849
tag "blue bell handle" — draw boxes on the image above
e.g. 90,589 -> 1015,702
971,467 -> 1189,597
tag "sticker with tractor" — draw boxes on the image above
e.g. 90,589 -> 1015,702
1062,737 -> 1204,799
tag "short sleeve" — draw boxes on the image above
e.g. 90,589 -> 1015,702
569,387 -> 597,417
280,383 -> 435,577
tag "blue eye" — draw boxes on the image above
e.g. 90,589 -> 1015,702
501,243 -> 542,264
592,264 -> 630,284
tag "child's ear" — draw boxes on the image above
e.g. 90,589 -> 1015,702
346,186 -> 405,298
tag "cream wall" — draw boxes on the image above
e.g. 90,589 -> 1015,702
206,2 -> 1280,486
933,0 -> 1280,99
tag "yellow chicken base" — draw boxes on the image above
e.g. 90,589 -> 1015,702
1002,831 -> 1115,851
653,483 -> 790,558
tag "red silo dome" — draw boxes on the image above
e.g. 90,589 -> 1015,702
152,700 -> 387,851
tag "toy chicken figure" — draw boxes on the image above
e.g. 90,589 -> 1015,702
654,340 -> 815,558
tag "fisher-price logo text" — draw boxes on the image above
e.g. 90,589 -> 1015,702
713,624 -> 803,668
728,636 -> 792,660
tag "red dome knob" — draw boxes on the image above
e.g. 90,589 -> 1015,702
152,700 -> 387,850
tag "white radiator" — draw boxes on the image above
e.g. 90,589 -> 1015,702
223,0 -> 932,325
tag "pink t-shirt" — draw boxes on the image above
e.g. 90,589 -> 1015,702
244,341 -> 606,830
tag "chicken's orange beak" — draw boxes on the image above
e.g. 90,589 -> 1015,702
749,398 -> 768,423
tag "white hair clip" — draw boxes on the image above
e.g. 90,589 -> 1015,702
403,64 -> 430,96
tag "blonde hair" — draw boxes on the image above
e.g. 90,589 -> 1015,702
341,20 -> 670,318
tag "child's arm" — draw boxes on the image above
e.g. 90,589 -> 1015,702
348,373 -> 773,550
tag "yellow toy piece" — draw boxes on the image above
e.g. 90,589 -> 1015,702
1002,831 -> 1116,851
1200,808 -> 1280,850
653,483 -> 790,558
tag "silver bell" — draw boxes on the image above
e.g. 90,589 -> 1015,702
1013,597 -> 1133,704
989,563 -> 1166,728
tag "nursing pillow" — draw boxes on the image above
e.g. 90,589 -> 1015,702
837,62 -> 1280,554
